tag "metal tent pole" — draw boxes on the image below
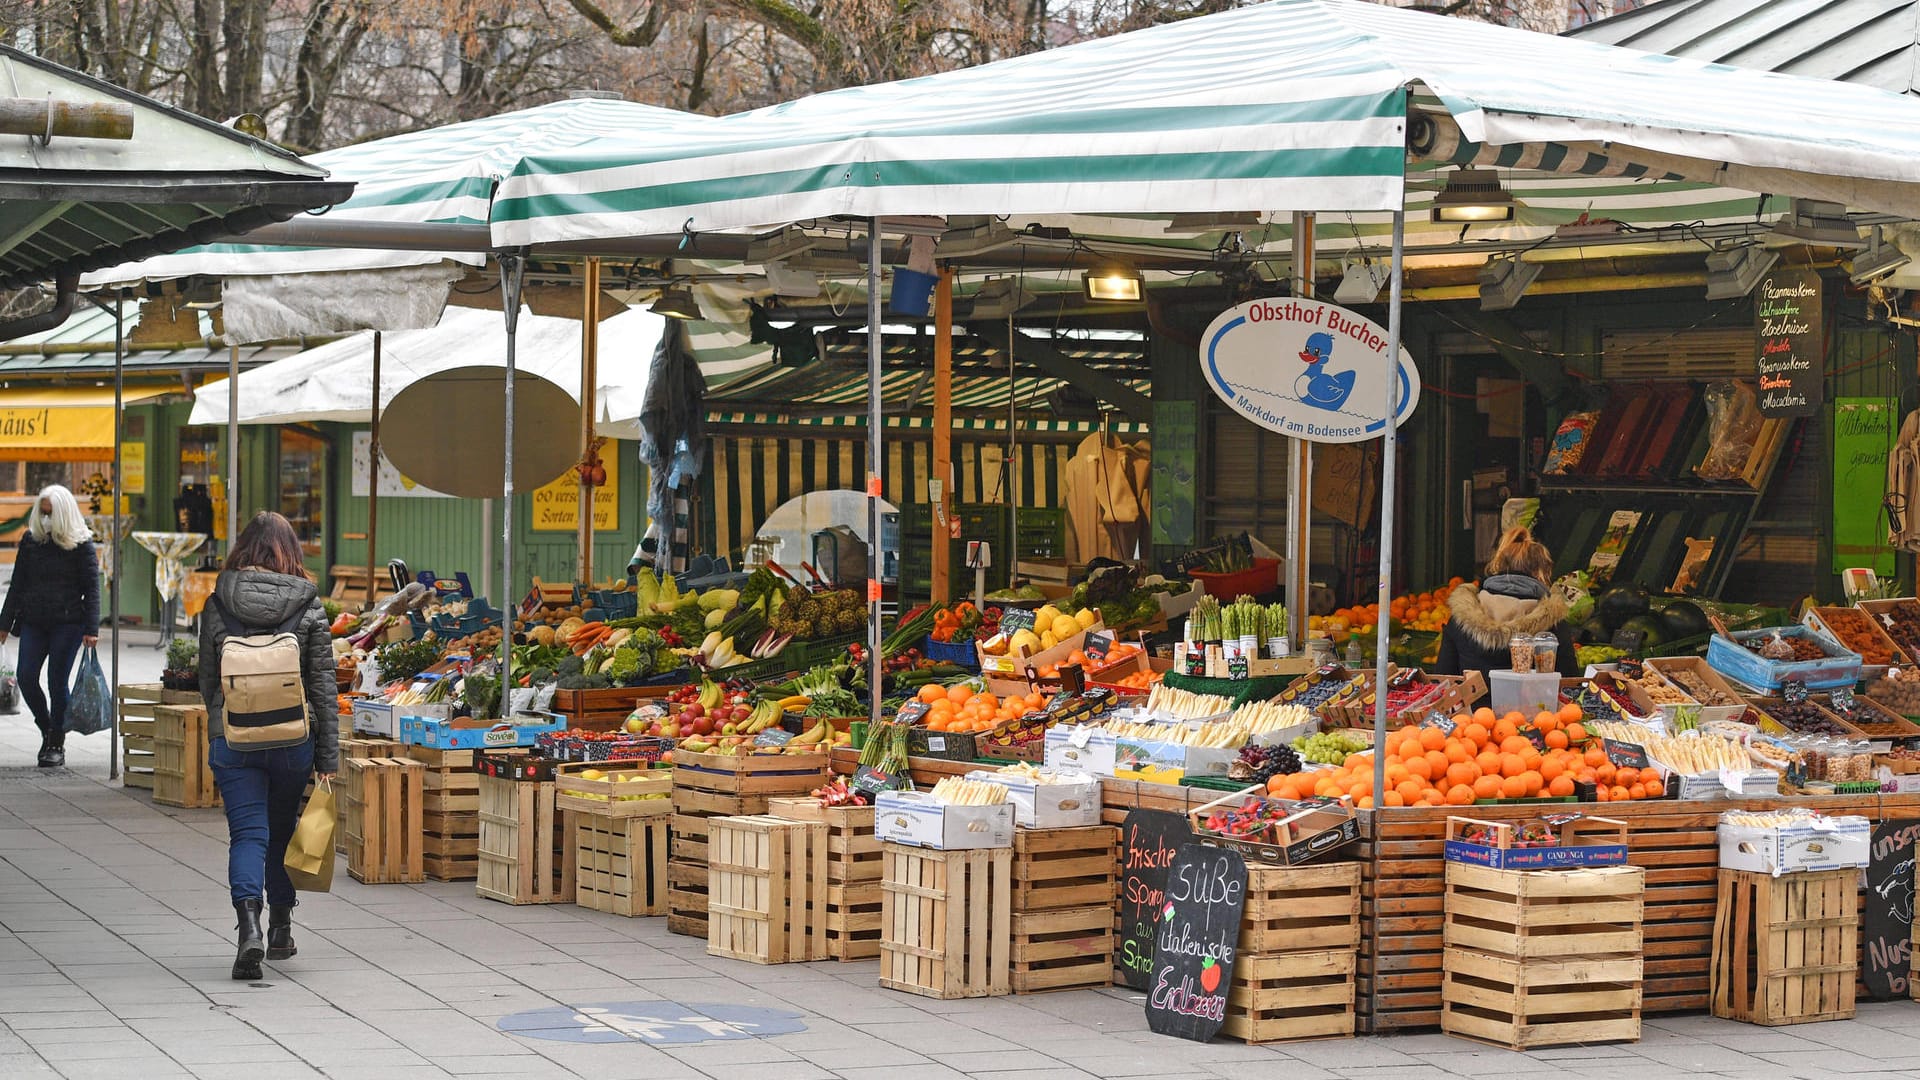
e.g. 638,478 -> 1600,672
866,222 -> 883,727
579,257 -> 601,585
1288,212 -> 1315,648
109,294 -> 123,779
500,254 -> 526,710
366,331 -> 381,611
1371,209 -> 1407,806
227,344 -> 239,552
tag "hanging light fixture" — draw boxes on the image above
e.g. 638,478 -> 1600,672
1849,226 -> 1911,284
1431,168 -> 1516,224
1082,263 -> 1144,302
1477,254 -> 1541,310
650,285 -> 701,320
1767,199 -> 1865,249
1704,244 -> 1779,300
1332,259 -> 1382,305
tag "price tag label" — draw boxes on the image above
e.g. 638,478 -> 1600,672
1828,685 -> 1857,715
1084,631 -> 1114,663
894,701 -> 931,726
1782,678 -> 1810,706
1000,609 -> 1036,634
1610,628 -> 1648,654
753,728 -> 795,747
1601,737 -> 1650,769
1228,654 -> 1249,681
1524,728 -> 1547,752
852,765 -> 909,797
1421,713 -> 1457,735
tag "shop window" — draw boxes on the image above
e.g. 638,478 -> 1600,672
278,429 -> 327,558
179,425 -> 221,485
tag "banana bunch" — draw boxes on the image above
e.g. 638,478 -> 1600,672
930,777 -> 1008,805
698,679 -> 725,711
787,717 -> 836,747
740,700 -> 782,734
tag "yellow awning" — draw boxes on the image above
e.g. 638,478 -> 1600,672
0,385 -> 173,460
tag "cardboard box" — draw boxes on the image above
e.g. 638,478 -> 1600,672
1443,815 -> 1629,870
873,790 -> 1014,850
966,770 -> 1102,828
1042,725 -> 1186,785
399,712 -> 567,750
978,624 -> 1105,678
1718,816 -> 1869,875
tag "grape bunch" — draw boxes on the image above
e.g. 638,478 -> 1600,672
1291,729 -> 1371,766
1229,743 -> 1303,786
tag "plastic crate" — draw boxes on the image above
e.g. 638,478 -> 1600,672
1707,625 -> 1860,690
1014,508 -> 1066,560
589,589 -> 639,621
924,636 -> 981,668
1189,557 -> 1282,600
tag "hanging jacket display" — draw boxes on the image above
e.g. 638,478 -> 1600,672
1888,409 -> 1920,550
1064,432 -> 1150,563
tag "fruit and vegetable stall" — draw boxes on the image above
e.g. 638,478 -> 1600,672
309,564 -> 1920,1048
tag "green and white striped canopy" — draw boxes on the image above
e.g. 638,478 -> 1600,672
494,0 -> 1920,246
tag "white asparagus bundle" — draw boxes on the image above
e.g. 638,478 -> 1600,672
1721,808 -> 1818,828
929,777 -> 1009,805
1144,684 -> 1232,720
1589,720 -> 1746,776
1225,700 -> 1312,736
1101,718 -> 1245,749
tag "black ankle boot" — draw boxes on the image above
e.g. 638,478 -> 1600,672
266,903 -> 296,960
232,899 -> 264,980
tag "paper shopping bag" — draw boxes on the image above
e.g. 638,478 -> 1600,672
284,780 -> 337,892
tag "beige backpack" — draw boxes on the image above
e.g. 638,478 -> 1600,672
213,598 -> 310,749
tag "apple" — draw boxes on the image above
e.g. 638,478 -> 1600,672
625,717 -> 645,734
662,722 -> 680,739
722,723 -> 737,735
684,703 -> 705,719
692,716 -> 715,736
729,705 -> 751,722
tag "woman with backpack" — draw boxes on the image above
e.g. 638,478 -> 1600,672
0,484 -> 100,768
200,511 -> 338,980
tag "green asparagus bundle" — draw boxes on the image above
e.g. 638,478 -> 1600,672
1223,595 -> 1266,641
1190,595 -> 1221,642
1264,602 -> 1289,641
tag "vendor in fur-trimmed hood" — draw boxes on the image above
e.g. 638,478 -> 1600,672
1436,526 -> 1581,682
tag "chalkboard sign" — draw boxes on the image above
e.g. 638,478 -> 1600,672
1755,266 -> 1823,417
1145,843 -> 1248,1042
1116,809 -> 1194,990
1601,738 -> 1649,770
1865,820 -> 1920,1000
1084,631 -> 1114,662
851,764 -> 910,798
1000,608 -> 1036,634
1421,713 -> 1458,736
753,728 -> 795,747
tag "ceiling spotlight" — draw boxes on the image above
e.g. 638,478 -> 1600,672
1767,198 -> 1865,249
1704,244 -> 1780,300
650,286 -> 702,320
935,220 -> 1021,259
970,278 -> 1035,320
746,225 -> 819,264
1432,168 -> 1516,224
1850,227 -> 1911,285
1477,255 -> 1541,310
1331,259 -> 1382,305
1082,264 -> 1144,303
1163,212 -> 1263,234
763,261 -> 822,298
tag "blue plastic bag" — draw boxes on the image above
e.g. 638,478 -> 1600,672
65,645 -> 110,736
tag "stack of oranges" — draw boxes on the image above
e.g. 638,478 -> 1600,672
913,682 -> 1050,733
1264,702 -> 1666,808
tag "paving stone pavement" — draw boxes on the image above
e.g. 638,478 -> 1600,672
1,636 -> 1919,1079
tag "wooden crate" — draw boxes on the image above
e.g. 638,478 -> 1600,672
1010,903 -> 1113,994
667,750 -> 832,939
554,762 -> 673,817
547,686 -> 675,732
707,815 -> 829,964
768,798 -> 883,960
117,683 -> 163,788
407,746 -> 480,881
1012,825 -> 1118,912
1223,948 -> 1358,1045
1711,868 -> 1858,1026
880,842 -> 1012,999
1443,862 -> 1646,960
341,737 -> 405,759
574,811 -> 670,917
1244,862 -> 1363,953
1442,947 -> 1642,1050
342,757 -> 425,884
152,704 -> 219,809
476,774 -> 575,905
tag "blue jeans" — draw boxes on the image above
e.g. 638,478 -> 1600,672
17,622 -> 84,747
209,737 -> 313,906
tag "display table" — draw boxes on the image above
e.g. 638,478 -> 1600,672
85,514 -> 134,582
130,532 -> 207,645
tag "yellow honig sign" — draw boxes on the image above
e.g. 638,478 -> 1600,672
532,452 -> 618,531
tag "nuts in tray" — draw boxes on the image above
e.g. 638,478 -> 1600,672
1659,667 -> 1740,707
1813,607 -> 1901,665
1744,633 -> 1829,662
1871,601 -> 1920,660
1867,675 -> 1920,717
1758,700 -> 1855,736
1632,674 -> 1695,706
1822,694 -> 1912,736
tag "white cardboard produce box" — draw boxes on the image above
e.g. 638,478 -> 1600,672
966,770 -> 1102,829
1718,816 -> 1869,875
874,791 -> 1014,850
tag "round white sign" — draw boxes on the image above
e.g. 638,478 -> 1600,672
1199,298 -> 1420,443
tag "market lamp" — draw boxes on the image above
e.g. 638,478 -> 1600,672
1431,168 -> 1516,223
650,285 -> 702,320
1332,259 -> 1382,305
1477,254 -> 1541,311
1704,244 -> 1780,300
1767,199 -> 1866,249
1849,226 -> 1911,285
1083,263 -> 1144,302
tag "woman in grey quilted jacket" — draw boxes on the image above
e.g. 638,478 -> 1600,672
199,511 -> 338,980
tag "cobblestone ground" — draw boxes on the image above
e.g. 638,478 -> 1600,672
0,635 -> 1916,1080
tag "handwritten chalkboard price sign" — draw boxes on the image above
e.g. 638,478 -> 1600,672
1145,843 -> 1248,1042
1754,266 -> 1824,418
1115,810 -> 1193,990
1864,820 -> 1920,999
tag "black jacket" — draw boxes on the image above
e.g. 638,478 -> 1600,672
1435,573 -> 1581,683
0,535 -> 99,633
198,569 -> 339,773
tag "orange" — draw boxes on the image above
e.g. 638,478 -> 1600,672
1595,763 -> 1617,785
1473,706 -> 1497,726
1474,751 -> 1501,778
918,683 -> 947,704
1446,762 -> 1479,789
946,684 -> 973,705
1520,770 -> 1543,796
1497,753 -> 1525,779
1533,711 -> 1560,732
1609,785 -> 1630,802
1405,756 -> 1433,782
1355,796 -> 1374,809
1565,722 -> 1588,744
1644,778 -> 1665,798
1494,718 -> 1518,743
1383,733 -> 1406,758
1548,775 -> 1575,797
1583,746 -> 1606,767
1615,766 -> 1639,788
1558,702 -> 1584,724
1629,783 -> 1648,800
1544,730 -> 1569,750
1577,769 -> 1596,786
1026,693 -> 1045,709
1385,763 -> 1409,786
1399,740 -> 1426,764
1396,780 -> 1425,804
1520,750 -> 1543,773
1463,723 -> 1490,748
1446,784 -> 1475,806
1417,727 -> 1445,752
1382,790 -> 1405,807
1445,741 -> 1472,764
1500,775 -> 1528,798
1539,756 -> 1565,782
1426,750 -> 1451,778
1500,735 -> 1533,756
1595,785 -> 1611,801
1472,776 -> 1502,800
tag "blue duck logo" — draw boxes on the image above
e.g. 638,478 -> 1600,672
1294,331 -> 1357,412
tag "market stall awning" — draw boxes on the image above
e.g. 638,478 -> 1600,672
0,46 -> 350,288
187,304 -> 664,437
0,384 -> 172,459
491,0 -> 1920,246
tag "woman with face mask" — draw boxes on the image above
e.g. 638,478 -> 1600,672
0,484 -> 99,768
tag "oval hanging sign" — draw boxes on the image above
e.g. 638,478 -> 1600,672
1200,298 -> 1419,443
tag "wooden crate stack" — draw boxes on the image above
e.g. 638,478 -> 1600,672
557,763 -> 672,917
341,737 -> 405,760
476,772 -> 575,905
1441,863 -> 1646,1050
1008,825 -> 1117,994
1222,862 -> 1362,1044
116,683 -> 165,789
667,750 -> 831,939
707,815 -> 829,964
406,746 -> 480,881
342,756 -> 425,884
1712,868 -> 1858,1026
768,798 -> 883,960
152,704 -> 220,809
880,843 -> 1013,999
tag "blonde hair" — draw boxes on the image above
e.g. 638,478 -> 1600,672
1486,525 -> 1553,583
29,484 -> 92,550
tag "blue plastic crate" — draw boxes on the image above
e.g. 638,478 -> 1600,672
1707,625 -> 1860,691
589,589 -> 639,620
924,635 -> 980,668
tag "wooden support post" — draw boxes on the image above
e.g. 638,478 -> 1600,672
0,98 -> 133,140
578,257 -> 601,586
366,331 -> 381,613
932,268 -> 954,604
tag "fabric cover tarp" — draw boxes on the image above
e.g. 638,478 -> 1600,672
220,265 -> 461,343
